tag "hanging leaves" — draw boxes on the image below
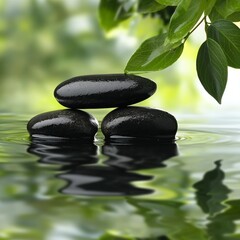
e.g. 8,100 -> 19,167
99,0 -> 135,31
209,0 -> 240,22
207,20 -> 240,68
155,0 -> 180,6
205,0 -> 217,15
98,0 -> 240,104
125,33 -> 184,73
167,0 -> 206,43
137,0 -> 166,13
196,38 -> 228,104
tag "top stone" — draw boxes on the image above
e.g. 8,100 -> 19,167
54,74 -> 156,109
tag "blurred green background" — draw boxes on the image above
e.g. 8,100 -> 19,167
1,0 -> 239,115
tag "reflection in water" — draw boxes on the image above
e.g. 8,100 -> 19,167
28,137 -> 180,196
58,165 -> 154,196
103,142 -> 178,170
207,200 -> 240,240
101,232 -> 170,240
6,115 -> 240,239
128,199 -> 207,239
193,160 -> 231,216
28,137 -> 98,166
193,160 -> 236,239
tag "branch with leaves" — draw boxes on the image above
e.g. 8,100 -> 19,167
99,0 -> 240,104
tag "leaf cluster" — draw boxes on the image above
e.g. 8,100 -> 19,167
99,0 -> 240,103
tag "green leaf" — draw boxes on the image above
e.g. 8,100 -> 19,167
138,0 -> 166,13
196,38 -> 228,104
167,0 -> 206,43
208,20 -> 240,68
209,0 -> 240,22
155,0 -> 181,6
227,11 -> 240,22
99,0 -> 135,31
125,33 -> 184,73
205,0 -> 217,15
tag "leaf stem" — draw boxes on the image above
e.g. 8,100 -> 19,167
184,16 -> 206,42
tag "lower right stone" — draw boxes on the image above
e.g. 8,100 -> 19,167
101,106 -> 178,142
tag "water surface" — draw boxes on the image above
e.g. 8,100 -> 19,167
1,113 -> 240,240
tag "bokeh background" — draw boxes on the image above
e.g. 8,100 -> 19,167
1,2 -> 240,239
1,0 -> 239,115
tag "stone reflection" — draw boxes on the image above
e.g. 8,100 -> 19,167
103,141 -> 178,171
28,137 -> 164,196
28,137 -> 98,167
58,165 -> 154,196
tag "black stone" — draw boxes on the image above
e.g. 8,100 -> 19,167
101,106 -> 178,140
27,109 -> 98,139
54,74 -> 156,109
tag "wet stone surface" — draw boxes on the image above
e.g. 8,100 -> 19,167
54,74 -> 157,109
27,109 -> 98,139
101,106 -> 178,141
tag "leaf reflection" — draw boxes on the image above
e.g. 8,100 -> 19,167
128,199 -> 207,240
193,160 -> 239,239
207,200 -> 240,240
193,160 -> 231,216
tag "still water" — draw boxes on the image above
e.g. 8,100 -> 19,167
1,113 -> 240,240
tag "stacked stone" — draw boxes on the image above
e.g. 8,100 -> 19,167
27,74 -> 178,141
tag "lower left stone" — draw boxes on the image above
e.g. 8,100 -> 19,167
27,109 -> 99,139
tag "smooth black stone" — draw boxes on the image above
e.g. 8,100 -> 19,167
27,109 -> 98,139
54,74 -> 156,109
101,107 -> 178,140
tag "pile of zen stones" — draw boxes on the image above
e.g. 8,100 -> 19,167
27,74 -> 178,142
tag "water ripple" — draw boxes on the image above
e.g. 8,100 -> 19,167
1,115 -> 240,200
